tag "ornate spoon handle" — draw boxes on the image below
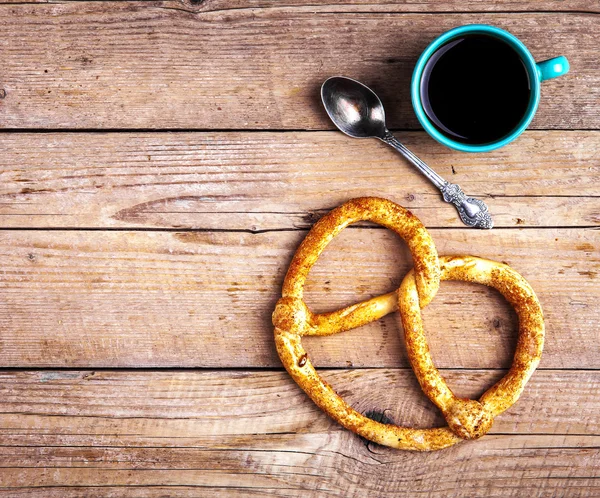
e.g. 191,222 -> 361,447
380,131 -> 493,229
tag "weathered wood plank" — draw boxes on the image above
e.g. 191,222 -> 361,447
1,0 -> 598,13
1,369 -> 598,436
0,6 -> 596,129
0,131 -> 597,229
0,370 -> 598,497
1,443 -> 597,498
0,228 -> 597,368
1,483 -> 598,498
0,489 -> 306,498
172,0 -> 600,13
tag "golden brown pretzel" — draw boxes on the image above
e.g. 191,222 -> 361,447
399,255 -> 545,440
273,197 -> 544,451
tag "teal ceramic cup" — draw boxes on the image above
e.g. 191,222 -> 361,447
411,24 -> 569,152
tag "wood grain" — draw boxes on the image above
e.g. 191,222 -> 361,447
0,227 -> 597,368
0,130 -> 598,229
170,0 -> 600,14
2,437 -> 596,497
1,0 -> 598,13
0,0 -> 597,495
0,369 -> 598,497
0,5 -> 596,130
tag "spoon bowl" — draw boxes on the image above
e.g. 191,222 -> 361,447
321,77 -> 387,139
320,76 -> 493,229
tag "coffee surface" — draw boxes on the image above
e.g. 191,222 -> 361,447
420,34 -> 531,145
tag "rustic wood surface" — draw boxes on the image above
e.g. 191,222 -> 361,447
0,131 -> 598,229
0,0 -> 598,496
1,5 -> 598,130
0,370 -> 599,497
0,228 -> 597,368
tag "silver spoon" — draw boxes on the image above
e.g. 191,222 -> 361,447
321,76 -> 493,229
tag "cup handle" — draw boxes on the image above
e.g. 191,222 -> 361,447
536,56 -> 570,82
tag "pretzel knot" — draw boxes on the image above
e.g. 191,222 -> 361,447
273,197 -> 545,451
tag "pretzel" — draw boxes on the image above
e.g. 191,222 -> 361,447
399,255 -> 545,441
273,197 -> 544,451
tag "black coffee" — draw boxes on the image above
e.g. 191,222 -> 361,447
420,34 -> 531,145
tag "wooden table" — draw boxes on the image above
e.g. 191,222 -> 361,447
0,1 -> 598,496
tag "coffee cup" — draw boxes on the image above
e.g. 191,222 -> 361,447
411,24 -> 569,152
